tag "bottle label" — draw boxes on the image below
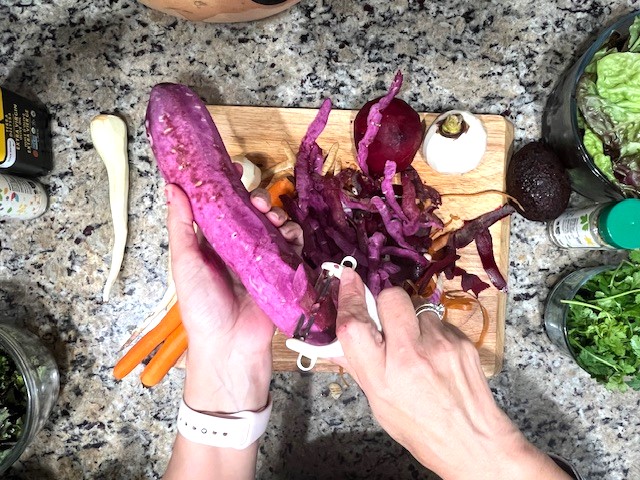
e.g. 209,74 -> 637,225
549,206 -> 608,248
0,174 -> 47,220
0,88 -> 52,176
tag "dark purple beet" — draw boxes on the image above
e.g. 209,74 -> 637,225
354,97 -> 423,177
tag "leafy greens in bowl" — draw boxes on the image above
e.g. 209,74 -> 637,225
543,10 -> 640,201
563,250 -> 640,392
576,14 -> 640,197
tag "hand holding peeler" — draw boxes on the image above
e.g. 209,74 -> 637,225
285,256 -> 382,371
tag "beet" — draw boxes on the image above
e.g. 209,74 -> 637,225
354,96 -> 423,177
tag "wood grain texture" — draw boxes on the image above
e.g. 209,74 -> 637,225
206,105 -> 513,376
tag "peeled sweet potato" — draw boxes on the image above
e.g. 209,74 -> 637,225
146,83 -> 331,340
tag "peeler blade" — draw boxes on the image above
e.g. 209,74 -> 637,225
293,269 -> 334,339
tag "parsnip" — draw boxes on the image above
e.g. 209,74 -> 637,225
231,154 -> 262,191
90,114 -> 130,302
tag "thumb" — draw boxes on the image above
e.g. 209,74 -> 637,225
166,184 -> 200,263
165,184 -> 234,330
335,268 -> 385,381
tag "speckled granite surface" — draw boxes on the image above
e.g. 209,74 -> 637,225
1,0 -> 640,479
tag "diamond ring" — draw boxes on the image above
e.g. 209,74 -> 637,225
415,303 -> 445,321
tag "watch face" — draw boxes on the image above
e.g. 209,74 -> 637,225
251,0 -> 288,4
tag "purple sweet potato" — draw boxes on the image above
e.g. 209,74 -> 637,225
145,83 -> 328,339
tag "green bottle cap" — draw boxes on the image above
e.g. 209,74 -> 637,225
599,199 -> 640,249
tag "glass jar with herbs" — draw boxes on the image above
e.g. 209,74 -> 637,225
545,251 -> 640,391
0,325 -> 59,474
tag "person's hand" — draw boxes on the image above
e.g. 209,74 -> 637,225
332,268 -> 571,480
165,183 -> 302,414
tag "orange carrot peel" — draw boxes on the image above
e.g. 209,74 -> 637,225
406,274 -> 490,349
267,176 -> 295,208
441,290 -> 490,348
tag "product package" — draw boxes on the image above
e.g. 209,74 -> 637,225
0,87 -> 53,177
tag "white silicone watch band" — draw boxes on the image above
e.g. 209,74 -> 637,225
177,395 -> 272,450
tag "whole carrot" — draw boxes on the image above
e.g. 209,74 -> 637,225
113,302 -> 182,380
140,323 -> 188,387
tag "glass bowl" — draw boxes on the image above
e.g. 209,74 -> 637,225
542,10 -> 640,202
0,324 -> 59,475
544,265 -> 615,358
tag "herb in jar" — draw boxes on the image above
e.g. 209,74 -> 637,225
563,250 -> 640,391
0,349 -> 27,462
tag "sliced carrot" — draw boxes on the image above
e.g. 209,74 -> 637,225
140,323 -> 188,387
267,177 -> 295,208
113,302 -> 182,380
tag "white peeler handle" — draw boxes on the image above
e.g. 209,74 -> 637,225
285,256 -> 382,371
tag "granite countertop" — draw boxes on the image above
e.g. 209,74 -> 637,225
1,0 -> 640,478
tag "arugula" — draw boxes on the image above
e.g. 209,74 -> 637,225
0,349 -> 27,463
563,250 -> 640,391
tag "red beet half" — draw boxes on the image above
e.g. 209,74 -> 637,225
354,97 -> 423,177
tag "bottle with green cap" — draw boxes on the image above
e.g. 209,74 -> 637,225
548,199 -> 640,249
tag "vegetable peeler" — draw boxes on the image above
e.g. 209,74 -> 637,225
285,256 -> 382,371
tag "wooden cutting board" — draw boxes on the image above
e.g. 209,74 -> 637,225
207,105 -> 513,377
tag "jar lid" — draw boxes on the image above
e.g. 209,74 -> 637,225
599,198 -> 640,249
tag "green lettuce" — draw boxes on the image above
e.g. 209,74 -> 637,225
596,53 -> 640,110
583,127 -> 615,181
578,15 -> 640,195
628,16 -> 640,52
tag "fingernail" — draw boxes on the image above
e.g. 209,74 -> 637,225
341,267 -> 355,286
